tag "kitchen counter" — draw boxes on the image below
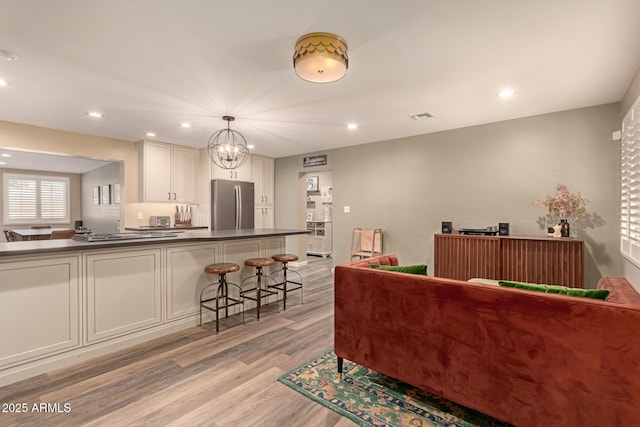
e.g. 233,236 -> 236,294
0,228 -> 310,257
0,227 -> 310,386
124,226 -> 208,231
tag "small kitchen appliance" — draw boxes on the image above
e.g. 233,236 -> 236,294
149,216 -> 171,227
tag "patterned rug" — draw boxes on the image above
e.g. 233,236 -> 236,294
278,349 -> 512,427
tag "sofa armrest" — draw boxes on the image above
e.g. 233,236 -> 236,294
598,276 -> 640,307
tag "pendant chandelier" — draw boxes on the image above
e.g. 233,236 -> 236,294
207,116 -> 250,170
293,32 -> 348,83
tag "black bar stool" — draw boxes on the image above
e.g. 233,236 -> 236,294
241,258 -> 278,320
200,263 -> 244,333
269,254 -> 303,310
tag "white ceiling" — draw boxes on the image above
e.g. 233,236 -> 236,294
0,0 -> 639,159
0,148 -> 112,173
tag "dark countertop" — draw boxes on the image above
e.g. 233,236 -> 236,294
124,226 -> 208,231
0,229 -> 310,257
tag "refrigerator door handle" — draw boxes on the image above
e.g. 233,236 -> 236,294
235,184 -> 242,229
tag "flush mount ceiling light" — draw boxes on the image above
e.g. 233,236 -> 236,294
207,116 -> 250,170
293,32 -> 348,83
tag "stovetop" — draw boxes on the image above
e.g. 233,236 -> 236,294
72,232 -> 178,242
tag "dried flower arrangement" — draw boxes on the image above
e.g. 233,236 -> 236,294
534,184 -> 588,221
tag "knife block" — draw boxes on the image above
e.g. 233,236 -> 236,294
175,213 -> 191,227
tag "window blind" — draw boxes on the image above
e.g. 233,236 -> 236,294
621,96 -> 640,265
3,173 -> 70,224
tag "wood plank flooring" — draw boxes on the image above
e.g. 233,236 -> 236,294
0,257 -> 356,427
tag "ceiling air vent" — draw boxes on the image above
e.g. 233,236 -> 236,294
409,112 -> 434,120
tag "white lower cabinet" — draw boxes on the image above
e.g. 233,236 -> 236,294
166,243 -> 219,321
0,255 -> 81,368
0,235 -> 293,386
85,248 -> 162,344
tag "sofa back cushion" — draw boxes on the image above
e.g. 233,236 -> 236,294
348,254 -> 399,268
369,264 -> 428,275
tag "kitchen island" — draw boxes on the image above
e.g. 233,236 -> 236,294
0,229 -> 308,386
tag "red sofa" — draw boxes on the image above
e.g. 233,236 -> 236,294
334,254 -> 640,427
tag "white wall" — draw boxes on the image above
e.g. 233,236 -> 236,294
275,103 -> 621,288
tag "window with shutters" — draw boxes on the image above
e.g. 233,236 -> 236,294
621,96 -> 640,266
3,173 -> 70,225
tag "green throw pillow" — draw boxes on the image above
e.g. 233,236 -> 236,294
498,280 -> 609,300
369,264 -> 428,276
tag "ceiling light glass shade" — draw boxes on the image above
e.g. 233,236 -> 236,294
207,116 -> 250,170
293,32 -> 348,83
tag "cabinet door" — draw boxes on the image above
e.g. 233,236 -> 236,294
255,207 -> 274,229
251,156 -> 264,203
261,157 -> 274,205
251,156 -> 274,206
86,248 -> 162,343
211,157 -> 251,181
172,145 -> 197,203
166,243 -> 219,321
0,255 -> 80,368
142,142 -> 172,202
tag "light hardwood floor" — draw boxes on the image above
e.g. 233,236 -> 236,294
0,257 -> 356,427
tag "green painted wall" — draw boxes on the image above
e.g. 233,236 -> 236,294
276,103 -> 621,288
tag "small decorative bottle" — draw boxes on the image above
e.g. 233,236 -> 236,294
560,219 -> 570,238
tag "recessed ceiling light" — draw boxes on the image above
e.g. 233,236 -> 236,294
180,122 -> 191,128
0,161 -> 5,165
247,144 -> 255,149
1,153 -> 12,158
497,89 -> 515,98
0,79 -> 7,87
0,49 -> 18,61
87,111 -> 103,118
347,123 -> 358,130
146,132 -> 156,137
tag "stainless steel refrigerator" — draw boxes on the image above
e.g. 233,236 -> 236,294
211,179 -> 255,230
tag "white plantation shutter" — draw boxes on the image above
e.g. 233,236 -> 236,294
3,173 -> 70,224
7,177 -> 37,220
621,96 -> 640,265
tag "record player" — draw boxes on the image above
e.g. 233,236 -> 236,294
459,226 -> 499,236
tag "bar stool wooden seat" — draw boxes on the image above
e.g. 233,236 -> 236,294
200,262 -> 244,333
269,254 -> 303,310
240,258 -> 278,320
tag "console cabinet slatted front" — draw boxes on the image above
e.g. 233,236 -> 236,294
434,234 -> 584,288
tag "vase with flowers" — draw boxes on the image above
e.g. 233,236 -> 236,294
534,184 -> 588,238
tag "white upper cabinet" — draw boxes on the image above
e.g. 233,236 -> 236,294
138,141 -> 198,203
251,155 -> 274,206
211,156 -> 251,181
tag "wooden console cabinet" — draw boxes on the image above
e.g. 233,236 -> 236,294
434,234 -> 584,288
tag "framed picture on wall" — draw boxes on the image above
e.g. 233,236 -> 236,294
112,183 -> 121,204
306,176 -> 319,192
93,187 -> 100,205
101,184 -> 111,205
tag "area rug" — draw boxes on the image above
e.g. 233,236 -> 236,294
278,349 -> 512,427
